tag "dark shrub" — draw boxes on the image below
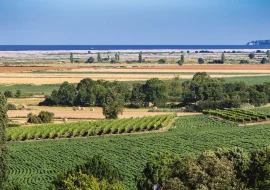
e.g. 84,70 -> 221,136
209,60 -> 224,64
249,53 -> 255,59
261,58 -> 269,64
4,90 -> 13,98
110,59 -> 116,63
240,60 -> 250,64
85,57 -> 94,63
7,103 -> 16,110
27,111 -> 54,124
38,111 -> 54,123
15,90 -> 21,98
198,58 -> 204,64
27,113 -> 42,124
158,59 -> 166,64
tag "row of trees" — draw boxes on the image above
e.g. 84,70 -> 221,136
182,72 -> 270,111
39,78 -> 170,108
0,94 -> 7,188
72,50 -> 270,64
40,73 -> 270,112
137,147 -> 270,190
75,51 -> 187,65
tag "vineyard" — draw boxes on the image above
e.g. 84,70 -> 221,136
7,114 -> 270,189
7,114 -> 176,141
251,106 -> 270,115
202,108 -> 270,123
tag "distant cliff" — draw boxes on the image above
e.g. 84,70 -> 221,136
247,40 -> 270,45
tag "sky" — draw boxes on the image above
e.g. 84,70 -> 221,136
0,0 -> 270,45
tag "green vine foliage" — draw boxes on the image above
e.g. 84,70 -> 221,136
0,93 -> 8,188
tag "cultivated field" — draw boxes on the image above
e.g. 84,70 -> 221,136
2,49 -> 270,189
7,114 -> 270,189
0,64 -> 270,84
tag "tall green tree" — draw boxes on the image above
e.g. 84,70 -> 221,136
177,55 -> 185,65
102,92 -> 124,119
166,76 -> 182,97
221,53 -> 226,63
214,147 -> 250,182
57,82 -> 77,106
248,147 -> 270,189
138,51 -> 143,63
130,83 -> 147,108
267,50 -> 270,59
138,151 -> 244,190
143,78 -> 168,107
97,53 -> 102,62
114,52 -> 120,62
0,93 -> 8,188
181,54 -> 184,63
53,155 -> 126,190
70,52 -> 74,63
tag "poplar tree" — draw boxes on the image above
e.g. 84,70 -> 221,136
138,51 -> 143,63
267,50 -> 270,59
0,93 -> 8,188
70,53 -> 74,63
115,53 -> 118,61
181,54 -> 185,63
117,52 -> 120,61
97,53 -> 101,62
221,53 -> 226,63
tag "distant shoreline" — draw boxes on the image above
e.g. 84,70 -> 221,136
0,49 -> 268,54
0,45 -> 270,51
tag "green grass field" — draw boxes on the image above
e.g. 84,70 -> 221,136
224,75 -> 270,84
7,114 -> 270,189
251,106 -> 270,114
0,81 -> 145,96
0,84 -> 61,95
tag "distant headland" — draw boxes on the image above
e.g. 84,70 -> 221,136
247,39 -> 270,45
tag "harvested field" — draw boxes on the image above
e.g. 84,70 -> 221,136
1,64 -> 270,84
8,106 -> 199,122
2,75 -> 270,84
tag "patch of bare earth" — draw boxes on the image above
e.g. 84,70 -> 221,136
8,106 -> 200,120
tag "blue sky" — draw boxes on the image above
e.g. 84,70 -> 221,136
0,0 -> 269,45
